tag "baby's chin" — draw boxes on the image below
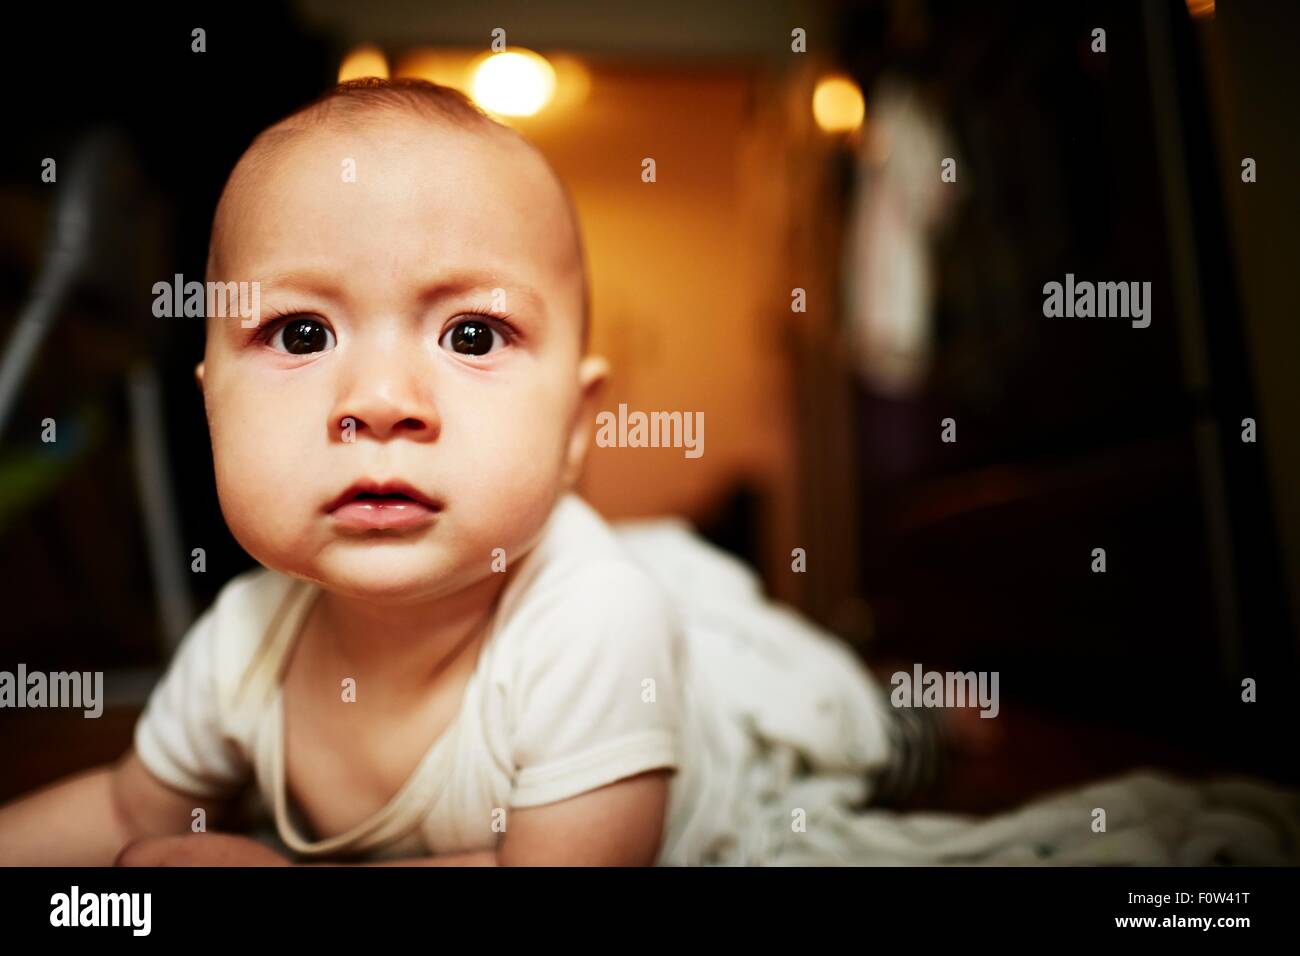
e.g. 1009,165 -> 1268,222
272,540 -> 495,605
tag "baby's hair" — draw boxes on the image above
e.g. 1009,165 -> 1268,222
207,77 -> 591,347
276,76 -> 499,133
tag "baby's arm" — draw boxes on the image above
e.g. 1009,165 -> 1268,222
495,769 -> 670,866
0,748 -> 236,866
364,768 -> 672,867
118,770 -> 671,867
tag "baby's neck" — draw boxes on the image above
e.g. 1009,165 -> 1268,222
305,572 -> 509,702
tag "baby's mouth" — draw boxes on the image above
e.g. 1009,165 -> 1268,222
326,481 -> 441,531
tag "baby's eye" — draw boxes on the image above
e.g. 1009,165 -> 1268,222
270,317 -> 336,355
439,318 -> 505,357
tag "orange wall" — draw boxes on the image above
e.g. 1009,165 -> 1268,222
518,67 -> 795,526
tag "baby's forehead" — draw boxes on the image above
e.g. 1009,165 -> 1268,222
222,114 -> 553,250
268,109 -> 535,174
208,108 -> 588,337
227,112 -> 556,223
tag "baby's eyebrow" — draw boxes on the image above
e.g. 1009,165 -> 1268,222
254,268 -> 547,319
415,272 -> 547,319
258,269 -> 340,299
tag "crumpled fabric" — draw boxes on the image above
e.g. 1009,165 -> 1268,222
613,515 -> 1300,866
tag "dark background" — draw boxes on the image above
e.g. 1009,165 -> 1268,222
0,0 -> 1296,814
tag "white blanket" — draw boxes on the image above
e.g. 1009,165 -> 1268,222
613,515 -> 1300,866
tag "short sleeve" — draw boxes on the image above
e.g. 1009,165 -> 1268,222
133,604 -> 251,799
507,562 -> 682,808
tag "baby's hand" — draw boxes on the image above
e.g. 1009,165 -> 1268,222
115,832 -> 291,867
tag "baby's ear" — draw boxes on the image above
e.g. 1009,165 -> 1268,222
562,355 -> 610,487
577,354 -> 609,404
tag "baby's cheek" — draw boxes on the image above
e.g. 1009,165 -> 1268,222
210,443 -> 291,553
210,384 -> 315,473
448,398 -> 570,537
208,393 -> 317,548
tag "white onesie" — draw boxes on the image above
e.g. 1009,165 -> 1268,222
134,492 -> 902,865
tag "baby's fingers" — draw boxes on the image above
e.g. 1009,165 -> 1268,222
115,832 -> 289,867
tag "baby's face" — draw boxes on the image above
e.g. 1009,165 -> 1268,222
199,116 -> 602,603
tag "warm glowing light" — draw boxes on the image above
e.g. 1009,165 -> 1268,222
338,45 -> 389,82
812,75 -> 865,133
1186,0 -> 1215,18
548,54 -> 592,112
470,49 -> 556,117
393,49 -> 470,88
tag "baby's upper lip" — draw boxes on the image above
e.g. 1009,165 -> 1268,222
325,480 -> 441,513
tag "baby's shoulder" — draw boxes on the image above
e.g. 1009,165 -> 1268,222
187,565 -> 300,697
504,495 -> 674,620
489,496 -> 683,668
205,563 -> 299,639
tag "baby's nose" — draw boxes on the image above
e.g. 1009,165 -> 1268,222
331,345 -> 440,442
336,404 -> 435,441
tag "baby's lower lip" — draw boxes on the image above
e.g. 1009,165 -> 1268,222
328,498 -> 438,530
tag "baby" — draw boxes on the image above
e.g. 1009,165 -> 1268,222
0,79 -> 935,867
